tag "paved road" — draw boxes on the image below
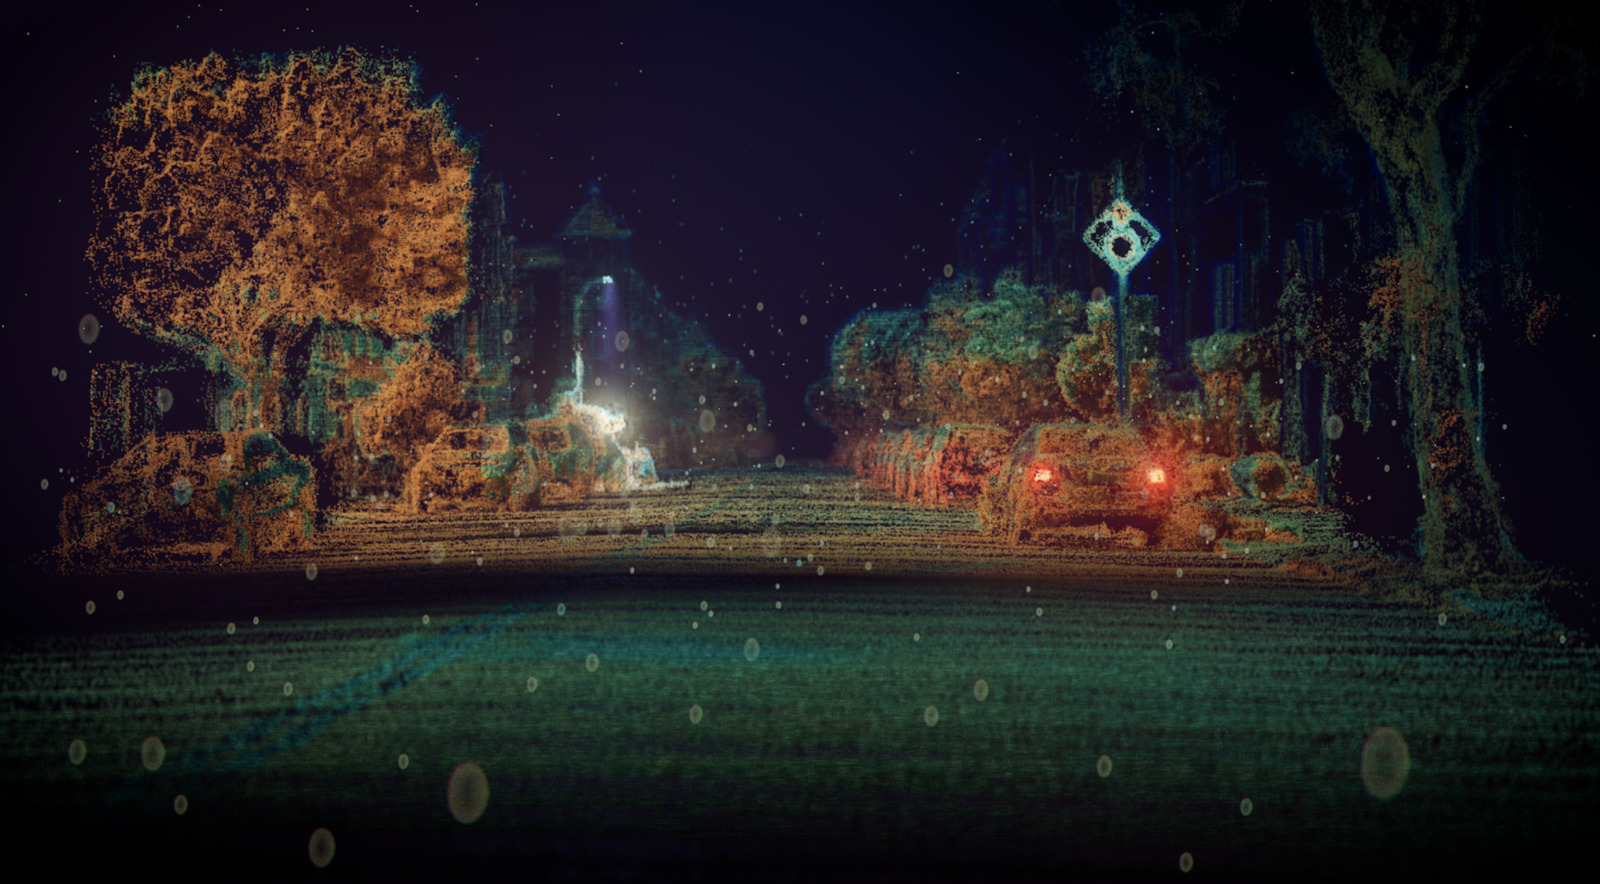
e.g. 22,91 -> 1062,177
4,465 -> 1596,880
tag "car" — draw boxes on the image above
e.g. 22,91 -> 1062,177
981,422 -> 1173,544
909,425 -> 1015,505
406,424 -> 540,513
59,429 -> 316,562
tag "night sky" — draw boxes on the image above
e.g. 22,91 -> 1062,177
3,1 -> 1594,576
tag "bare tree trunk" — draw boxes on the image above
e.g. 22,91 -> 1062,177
1312,0 -> 1521,583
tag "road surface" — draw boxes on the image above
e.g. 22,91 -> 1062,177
4,464 -> 1595,881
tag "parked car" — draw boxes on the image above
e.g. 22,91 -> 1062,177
59,429 -> 316,561
406,423 -> 539,513
911,425 -> 1015,504
981,422 -> 1173,544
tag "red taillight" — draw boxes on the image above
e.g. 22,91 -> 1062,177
1146,467 -> 1166,485
1033,467 -> 1053,483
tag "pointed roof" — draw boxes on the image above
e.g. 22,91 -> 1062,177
558,182 -> 632,240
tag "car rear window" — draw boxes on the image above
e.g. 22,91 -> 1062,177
528,428 -> 571,451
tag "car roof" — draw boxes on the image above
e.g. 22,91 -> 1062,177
1017,422 -> 1147,456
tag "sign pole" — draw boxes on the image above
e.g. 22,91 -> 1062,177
1083,170 -> 1161,425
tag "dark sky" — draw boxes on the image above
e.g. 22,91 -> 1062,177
3,1 -> 1594,571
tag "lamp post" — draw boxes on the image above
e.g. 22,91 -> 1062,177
1082,170 -> 1161,423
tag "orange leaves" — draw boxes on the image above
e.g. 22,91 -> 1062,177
356,342 -> 463,464
1524,291 -> 1562,346
1425,408 -> 1473,489
90,48 -> 477,371
1365,251 -> 1405,336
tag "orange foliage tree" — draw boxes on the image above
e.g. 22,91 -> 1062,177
87,48 -> 478,428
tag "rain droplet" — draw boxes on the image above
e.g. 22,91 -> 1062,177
142,736 -> 165,771
526,676 -> 538,692
246,660 -> 254,672
398,753 -> 409,769
973,679 -> 989,701
283,681 -> 294,696
699,410 -> 716,433
556,604 -> 565,617
744,637 -> 761,661
923,705 -> 939,726
156,387 -> 174,414
1179,852 -> 1194,873
756,301 -> 764,312
1361,726 -> 1410,799
1324,414 -> 1344,440
423,614 -> 431,624
428,543 -> 445,565
78,314 -> 101,344
774,454 -> 786,469
227,622 -> 235,635
1198,525 -> 1216,543
1166,639 -> 1174,650
40,478 -> 49,490
85,600 -> 95,615
172,476 -> 193,505
305,562 -> 318,581
173,794 -> 188,815
942,263 -> 954,278
614,330 -> 630,352
1438,612 -> 1447,626
1096,754 -> 1113,777
689,703 -> 703,724
447,761 -> 490,824
308,827 -> 335,868
1151,590 -> 1159,599
585,652 -> 600,672
68,738 -> 87,765
1240,797 -> 1253,816
799,314 -> 808,325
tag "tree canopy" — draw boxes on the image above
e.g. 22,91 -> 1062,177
87,48 -> 479,371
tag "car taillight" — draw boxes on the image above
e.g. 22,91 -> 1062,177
1033,467 -> 1053,483
1146,467 -> 1166,485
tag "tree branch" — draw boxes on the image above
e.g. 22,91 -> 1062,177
1454,31 -> 1540,218
1311,0 -> 1396,128
1412,1 -> 1479,115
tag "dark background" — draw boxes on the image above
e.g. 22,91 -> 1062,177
3,1 -> 1594,585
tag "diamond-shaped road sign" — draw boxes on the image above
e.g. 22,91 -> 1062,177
1083,179 -> 1160,279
